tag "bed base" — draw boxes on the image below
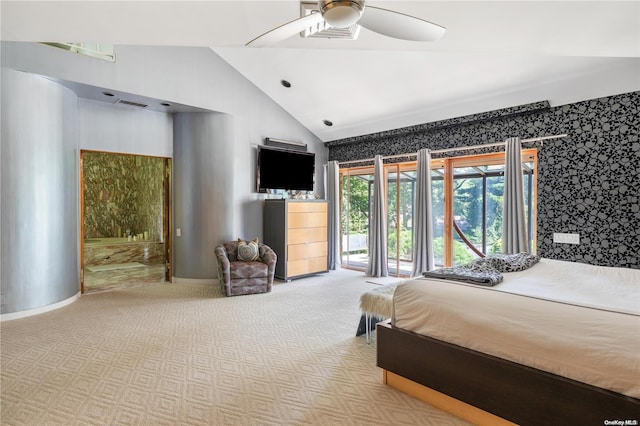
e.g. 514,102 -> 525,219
383,370 -> 515,426
376,320 -> 640,425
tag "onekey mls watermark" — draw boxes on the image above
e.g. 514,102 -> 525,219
604,420 -> 638,426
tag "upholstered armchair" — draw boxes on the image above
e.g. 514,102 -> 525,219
215,240 -> 277,296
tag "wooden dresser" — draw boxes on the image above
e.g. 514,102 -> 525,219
263,199 -> 328,281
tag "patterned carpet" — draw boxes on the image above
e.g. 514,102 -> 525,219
0,269 -> 470,426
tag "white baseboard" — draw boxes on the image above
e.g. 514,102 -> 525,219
1,292 -> 81,322
171,276 -> 218,285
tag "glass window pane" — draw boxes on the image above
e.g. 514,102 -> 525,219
431,170 -> 445,267
452,172 -> 483,265
341,173 -> 373,271
397,171 -> 415,276
387,170 -> 398,274
398,171 -> 415,262
486,175 -> 504,254
450,157 -> 534,263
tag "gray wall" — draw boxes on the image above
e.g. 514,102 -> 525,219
79,98 -> 173,157
173,112 -> 234,279
326,92 -> 640,269
2,41 -> 326,297
1,68 -> 80,314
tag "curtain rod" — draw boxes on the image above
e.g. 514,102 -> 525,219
337,134 -> 568,166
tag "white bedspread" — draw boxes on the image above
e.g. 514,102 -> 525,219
392,258 -> 640,398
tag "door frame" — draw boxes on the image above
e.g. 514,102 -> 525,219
79,150 -> 173,293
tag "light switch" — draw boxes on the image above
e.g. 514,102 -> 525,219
176,228 -> 181,237
553,232 -> 580,244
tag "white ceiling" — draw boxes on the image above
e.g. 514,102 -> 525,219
2,1 -> 640,142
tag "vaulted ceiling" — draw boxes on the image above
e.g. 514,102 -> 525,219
2,1 -> 639,142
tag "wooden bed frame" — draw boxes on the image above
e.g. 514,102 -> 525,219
376,320 -> 640,425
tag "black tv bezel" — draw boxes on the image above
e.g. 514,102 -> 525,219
256,145 -> 315,193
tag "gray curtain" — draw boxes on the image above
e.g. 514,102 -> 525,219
327,161 -> 341,270
502,137 -> 529,253
365,155 -> 388,277
411,149 -> 435,277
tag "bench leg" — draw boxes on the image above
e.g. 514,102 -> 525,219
365,313 -> 371,344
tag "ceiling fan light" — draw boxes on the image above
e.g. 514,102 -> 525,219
319,0 -> 364,28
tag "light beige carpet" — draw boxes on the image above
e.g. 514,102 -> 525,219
0,269 -> 470,426
365,277 -> 407,286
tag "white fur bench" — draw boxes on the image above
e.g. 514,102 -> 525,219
359,283 -> 398,343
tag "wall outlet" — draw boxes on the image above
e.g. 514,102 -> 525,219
553,232 -> 580,244
176,228 -> 181,237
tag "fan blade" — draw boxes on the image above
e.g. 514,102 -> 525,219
246,12 -> 325,47
358,6 -> 445,42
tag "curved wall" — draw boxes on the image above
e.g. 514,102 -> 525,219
1,69 -> 80,315
173,112 -> 234,280
2,43 -> 328,291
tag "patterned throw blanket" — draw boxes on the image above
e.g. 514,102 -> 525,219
475,253 -> 542,273
422,253 -> 541,287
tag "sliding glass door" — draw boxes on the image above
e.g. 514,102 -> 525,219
339,150 -> 537,273
340,164 -> 417,276
340,168 -> 374,271
386,164 -> 417,276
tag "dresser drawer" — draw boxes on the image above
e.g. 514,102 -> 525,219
288,241 -> 328,261
288,211 -> 327,229
288,227 -> 327,245
287,256 -> 328,277
287,202 -> 328,213
306,256 -> 328,273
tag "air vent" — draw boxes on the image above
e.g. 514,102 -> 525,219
115,99 -> 148,108
41,42 -> 115,62
300,2 -> 361,40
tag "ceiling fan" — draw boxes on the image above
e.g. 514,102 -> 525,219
246,0 -> 446,47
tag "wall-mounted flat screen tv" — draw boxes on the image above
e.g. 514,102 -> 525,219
257,146 -> 315,192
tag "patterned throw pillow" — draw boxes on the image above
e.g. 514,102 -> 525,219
237,238 -> 260,261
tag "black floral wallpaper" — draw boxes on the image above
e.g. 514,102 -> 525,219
326,92 -> 640,269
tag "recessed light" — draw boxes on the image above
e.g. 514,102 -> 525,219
161,102 -> 171,107
281,80 -> 291,88
102,92 -> 115,97
323,120 -> 333,127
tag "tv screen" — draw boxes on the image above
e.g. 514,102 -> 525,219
257,146 -> 315,192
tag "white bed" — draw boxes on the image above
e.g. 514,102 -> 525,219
392,258 -> 640,399
379,258 -> 640,423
